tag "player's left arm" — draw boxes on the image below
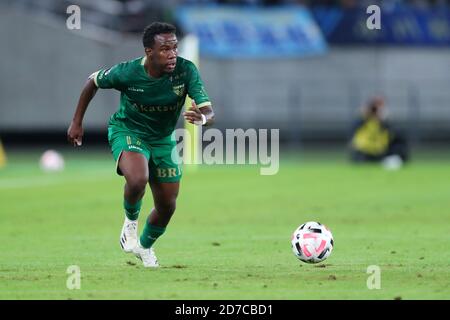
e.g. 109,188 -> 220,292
183,60 -> 215,126
183,100 -> 215,126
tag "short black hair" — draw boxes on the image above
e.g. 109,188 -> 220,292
142,22 -> 177,48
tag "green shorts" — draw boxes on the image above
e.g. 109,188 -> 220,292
108,129 -> 182,183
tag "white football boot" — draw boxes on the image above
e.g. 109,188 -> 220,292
133,242 -> 159,268
119,217 -> 138,253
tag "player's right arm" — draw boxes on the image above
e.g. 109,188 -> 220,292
67,64 -> 124,146
67,76 -> 98,146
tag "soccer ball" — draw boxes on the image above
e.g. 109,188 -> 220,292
291,221 -> 334,264
39,150 -> 65,172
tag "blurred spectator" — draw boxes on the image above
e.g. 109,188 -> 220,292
349,96 -> 409,164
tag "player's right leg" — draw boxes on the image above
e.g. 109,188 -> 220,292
108,130 -> 153,256
117,151 -> 149,252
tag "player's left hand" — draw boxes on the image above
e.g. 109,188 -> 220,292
183,101 -> 206,125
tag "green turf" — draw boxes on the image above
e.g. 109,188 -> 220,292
0,148 -> 449,300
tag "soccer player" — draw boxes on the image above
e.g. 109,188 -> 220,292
67,22 -> 215,267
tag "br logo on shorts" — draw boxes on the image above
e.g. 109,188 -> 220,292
156,168 -> 179,178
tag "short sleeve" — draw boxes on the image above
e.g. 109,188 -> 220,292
91,63 -> 124,89
186,61 -> 211,108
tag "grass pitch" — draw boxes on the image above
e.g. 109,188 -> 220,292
0,147 -> 449,300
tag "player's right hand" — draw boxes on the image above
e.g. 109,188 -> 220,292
67,121 -> 83,147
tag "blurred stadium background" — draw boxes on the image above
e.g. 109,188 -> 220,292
1,0 -> 449,300
1,0 -> 450,147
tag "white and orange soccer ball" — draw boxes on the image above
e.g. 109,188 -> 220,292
39,150 -> 65,172
291,221 -> 334,264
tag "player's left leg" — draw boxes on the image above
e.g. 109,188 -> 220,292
148,181 -> 179,225
143,181 -> 179,245
133,181 -> 179,268
133,144 -> 182,267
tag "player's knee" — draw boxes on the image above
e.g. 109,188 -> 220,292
126,175 -> 148,195
156,198 -> 176,217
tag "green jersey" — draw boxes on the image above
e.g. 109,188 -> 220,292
93,56 -> 211,142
